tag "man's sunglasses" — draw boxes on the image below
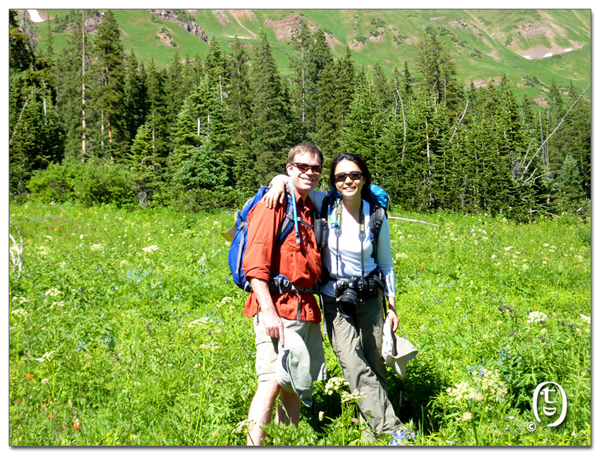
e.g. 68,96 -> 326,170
290,162 -> 323,174
334,172 -> 363,183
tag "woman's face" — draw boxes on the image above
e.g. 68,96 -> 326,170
334,159 -> 364,200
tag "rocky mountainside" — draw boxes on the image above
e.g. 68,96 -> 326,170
25,9 -> 591,105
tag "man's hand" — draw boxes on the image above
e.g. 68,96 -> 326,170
250,278 -> 285,345
261,306 -> 285,346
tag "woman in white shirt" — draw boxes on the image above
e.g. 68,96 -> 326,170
267,153 -> 409,441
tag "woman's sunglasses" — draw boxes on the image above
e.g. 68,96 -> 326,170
334,172 -> 363,183
290,162 -> 323,174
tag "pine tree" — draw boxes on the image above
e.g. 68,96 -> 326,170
342,77 -> 380,167
314,63 -> 341,169
170,136 -> 230,211
205,36 -> 229,101
544,79 -> 566,173
554,154 -> 587,214
145,59 -> 171,165
415,33 -> 462,116
165,51 -> 187,127
123,51 -> 147,147
308,27 -> 334,142
187,52 -> 205,88
9,10 -> 35,71
564,81 -> 591,197
89,10 -> 127,160
371,63 -> 393,112
55,10 -> 90,160
226,37 -> 253,150
9,11 -> 64,197
400,61 -> 413,101
250,31 -> 294,183
171,75 -> 231,155
289,20 -> 317,142
128,123 -> 162,207
335,47 -> 356,128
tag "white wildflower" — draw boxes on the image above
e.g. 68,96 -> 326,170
219,296 -> 233,307
233,419 -> 253,434
188,317 -> 211,328
41,378 -> 49,384
325,377 -> 349,395
527,311 -> 547,324
142,245 -> 159,253
35,351 -> 55,362
36,245 -> 51,255
90,244 -> 103,251
341,389 -> 366,403
395,252 -> 408,259
198,342 -> 219,351
580,314 -> 591,324
45,288 -> 62,297
504,246 -> 513,251
11,308 -> 28,317
458,412 -> 473,422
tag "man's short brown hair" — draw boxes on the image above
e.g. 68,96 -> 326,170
288,143 -> 323,165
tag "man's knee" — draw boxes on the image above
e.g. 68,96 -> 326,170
256,378 -> 281,400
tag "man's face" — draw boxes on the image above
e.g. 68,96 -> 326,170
286,152 -> 322,197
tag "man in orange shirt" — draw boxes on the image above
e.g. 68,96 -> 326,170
243,143 -> 327,445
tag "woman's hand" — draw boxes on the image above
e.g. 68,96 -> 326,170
387,309 -> 399,333
387,297 -> 399,333
263,175 -> 289,209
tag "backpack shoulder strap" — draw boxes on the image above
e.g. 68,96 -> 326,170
275,187 -> 294,244
370,203 -> 386,260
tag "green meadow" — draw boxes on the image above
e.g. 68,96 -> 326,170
8,202 -> 590,446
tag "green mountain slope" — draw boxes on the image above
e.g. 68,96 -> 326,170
31,9 -> 591,106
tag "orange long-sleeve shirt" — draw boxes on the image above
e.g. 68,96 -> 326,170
242,189 -> 322,322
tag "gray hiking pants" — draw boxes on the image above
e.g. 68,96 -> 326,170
323,292 -> 402,435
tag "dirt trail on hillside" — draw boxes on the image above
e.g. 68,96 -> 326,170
228,10 -> 257,39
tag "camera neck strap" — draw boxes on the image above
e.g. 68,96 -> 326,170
333,199 -> 366,280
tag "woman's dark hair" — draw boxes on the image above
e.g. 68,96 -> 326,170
329,153 -> 372,199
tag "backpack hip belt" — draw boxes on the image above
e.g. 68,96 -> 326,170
269,276 -> 320,295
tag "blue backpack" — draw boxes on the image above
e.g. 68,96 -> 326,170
228,184 -> 303,292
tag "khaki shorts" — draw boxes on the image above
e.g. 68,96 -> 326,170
253,314 -> 327,383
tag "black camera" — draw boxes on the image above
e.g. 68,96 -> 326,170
335,278 -> 350,292
337,287 -> 358,305
335,278 -> 359,305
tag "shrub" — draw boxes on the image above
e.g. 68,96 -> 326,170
26,157 -> 138,207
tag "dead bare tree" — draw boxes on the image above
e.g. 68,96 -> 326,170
9,220 -> 24,279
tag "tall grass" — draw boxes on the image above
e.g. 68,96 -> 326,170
9,202 -> 590,445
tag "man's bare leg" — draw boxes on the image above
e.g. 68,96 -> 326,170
275,388 -> 300,426
246,379 -> 281,446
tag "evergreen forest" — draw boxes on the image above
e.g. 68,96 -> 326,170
9,10 -> 591,221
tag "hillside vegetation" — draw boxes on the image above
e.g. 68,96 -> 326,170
31,9 -> 591,104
